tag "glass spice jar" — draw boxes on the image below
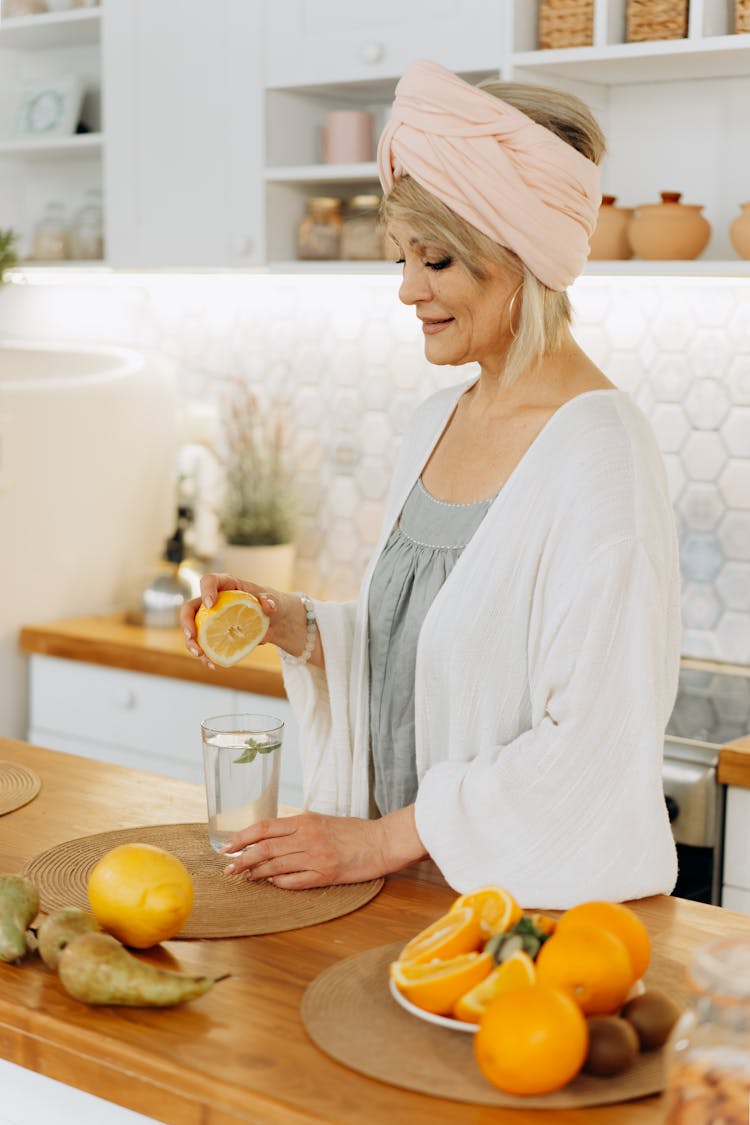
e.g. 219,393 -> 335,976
32,202 -> 69,261
297,196 -> 343,260
341,193 -> 384,260
69,188 -> 104,260
664,937 -> 750,1125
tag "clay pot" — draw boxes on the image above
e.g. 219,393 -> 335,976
729,203 -> 750,259
589,195 -> 633,260
627,192 -> 711,260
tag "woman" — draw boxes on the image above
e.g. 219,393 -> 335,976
182,61 -> 680,907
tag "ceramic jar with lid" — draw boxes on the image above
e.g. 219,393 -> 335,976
729,202 -> 750,259
588,195 -> 633,260
628,191 -> 711,260
341,194 -> 384,260
297,196 -> 343,260
664,937 -> 750,1124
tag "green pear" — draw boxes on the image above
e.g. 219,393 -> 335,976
0,874 -> 39,963
37,907 -> 101,970
58,932 -> 224,1007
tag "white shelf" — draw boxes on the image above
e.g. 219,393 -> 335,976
0,7 -> 101,49
263,259 -> 750,278
265,162 -> 379,184
512,34 -> 750,84
0,132 -> 103,159
268,259 -> 398,273
585,259 -> 750,277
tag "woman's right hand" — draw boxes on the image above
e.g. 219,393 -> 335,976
180,573 -> 319,668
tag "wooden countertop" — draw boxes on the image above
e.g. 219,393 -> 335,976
718,736 -> 750,787
3,740 -> 750,1124
19,617 -> 750,787
19,613 -> 286,698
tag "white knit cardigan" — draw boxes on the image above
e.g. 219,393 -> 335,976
282,382 -> 681,908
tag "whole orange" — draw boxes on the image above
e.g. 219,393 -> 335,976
474,983 -> 588,1096
87,843 -> 194,949
555,900 -> 651,980
535,924 -> 633,1016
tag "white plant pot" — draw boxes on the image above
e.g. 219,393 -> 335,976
221,542 -> 296,592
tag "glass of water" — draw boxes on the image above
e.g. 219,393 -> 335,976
201,713 -> 284,854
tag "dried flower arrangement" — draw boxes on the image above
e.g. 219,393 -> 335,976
217,377 -> 297,547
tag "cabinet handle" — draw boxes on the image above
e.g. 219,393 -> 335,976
233,235 -> 255,258
359,40 -> 385,64
115,690 -> 138,711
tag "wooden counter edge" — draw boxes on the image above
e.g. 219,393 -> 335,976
0,1001 -> 321,1125
18,621 -> 286,698
718,736 -> 750,788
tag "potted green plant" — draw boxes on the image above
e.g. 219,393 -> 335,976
0,229 -> 19,284
217,377 -> 297,591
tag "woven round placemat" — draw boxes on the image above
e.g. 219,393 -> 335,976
0,761 -> 41,816
302,942 -> 666,1108
23,822 -> 383,939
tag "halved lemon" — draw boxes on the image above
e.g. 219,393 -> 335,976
398,905 -> 482,965
450,885 -> 522,937
195,590 -> 269,668
453,949 -> 536,1023
390,951 -> 494,1016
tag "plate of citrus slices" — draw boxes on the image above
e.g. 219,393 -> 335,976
388,885 -> 546,1031
389,886 -> 679,1098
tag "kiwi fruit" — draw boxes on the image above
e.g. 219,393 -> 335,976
621,988 -> 681,1051
584,1016 -> 640,1076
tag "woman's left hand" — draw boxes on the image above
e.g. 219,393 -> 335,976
221,807 -> 426,889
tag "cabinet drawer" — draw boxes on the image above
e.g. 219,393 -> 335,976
721,885 -> 750,915
723,787 -> 750,890
265,0 -> 504,87
30,656 -> 233,761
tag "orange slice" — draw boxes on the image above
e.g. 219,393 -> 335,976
398,905 -> 482,964
391,951 -> 494,1015
195,590 -> 269,668
450,885 -> 522,937
454,950 -> 536,1023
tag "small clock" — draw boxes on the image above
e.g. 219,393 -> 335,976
14,75 -> 84,140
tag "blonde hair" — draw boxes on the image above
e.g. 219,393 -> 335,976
381,82 -> 606,386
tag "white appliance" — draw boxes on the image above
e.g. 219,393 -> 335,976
0,340 -> 177,739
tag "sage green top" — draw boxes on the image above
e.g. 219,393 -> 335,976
367,477 -> 496,815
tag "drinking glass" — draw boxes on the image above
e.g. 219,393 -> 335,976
201,713 -> 284,854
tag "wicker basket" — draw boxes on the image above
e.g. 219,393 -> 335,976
737,0 -> 750,33
539,0 -> 594,49
626,0 -> 689,42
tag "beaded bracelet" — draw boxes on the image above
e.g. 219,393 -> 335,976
281,593 -> 318,667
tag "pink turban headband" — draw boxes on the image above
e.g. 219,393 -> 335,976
377,60 -> 601,291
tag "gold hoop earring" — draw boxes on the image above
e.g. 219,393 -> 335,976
507,285 -> 522,340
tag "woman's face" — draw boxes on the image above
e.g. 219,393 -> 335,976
389,220 -> 517,373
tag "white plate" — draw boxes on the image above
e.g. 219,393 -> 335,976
388,978 -> 479,1033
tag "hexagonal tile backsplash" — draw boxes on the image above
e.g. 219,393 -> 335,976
5,272 -> 749,664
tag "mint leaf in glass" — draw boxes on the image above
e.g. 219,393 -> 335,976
234,736 -> 282,764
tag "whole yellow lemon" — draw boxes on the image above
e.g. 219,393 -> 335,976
87,843 -> 194,949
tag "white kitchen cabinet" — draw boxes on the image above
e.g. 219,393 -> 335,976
263,0 -> 508,265
264,0 -> 750,272
4,2 -> 748,273
27,655 -> 303,807
0,7 -> 104,263
721,785 -> 750,913
264,0 -> 508,88
102,0 -> 264,268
